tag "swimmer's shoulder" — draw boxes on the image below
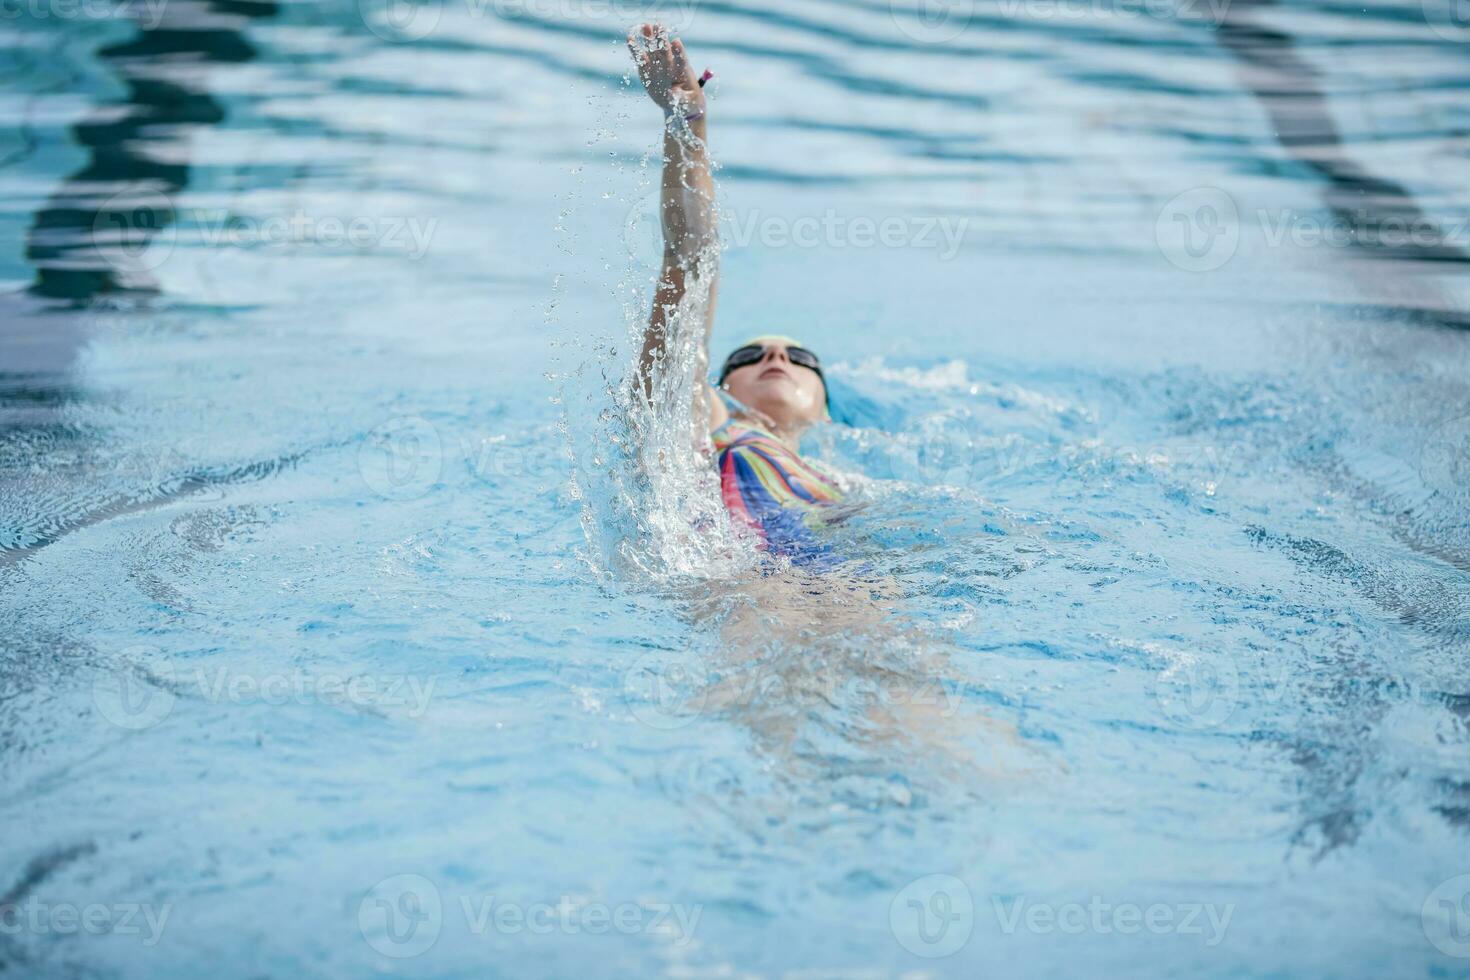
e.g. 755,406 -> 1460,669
706,382 -> 730,433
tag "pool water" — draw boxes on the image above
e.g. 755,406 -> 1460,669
2,0 -> 1470,976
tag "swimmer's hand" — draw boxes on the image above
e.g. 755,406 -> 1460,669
627,23 -> 705,121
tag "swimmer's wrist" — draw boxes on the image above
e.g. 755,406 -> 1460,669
663,101 -> 707,126
662,70 -> 712,127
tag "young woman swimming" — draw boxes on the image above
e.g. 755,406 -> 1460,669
627,23 -> 847,569
623,26 -> 1042,780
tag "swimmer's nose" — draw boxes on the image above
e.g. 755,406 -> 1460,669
761,345 -> 790,365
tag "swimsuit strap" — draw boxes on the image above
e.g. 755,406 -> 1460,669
711,417 -> 786,450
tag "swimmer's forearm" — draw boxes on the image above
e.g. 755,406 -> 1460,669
659,115 -> 715,264
627,26 -> 720,421
638,114 -> 720,403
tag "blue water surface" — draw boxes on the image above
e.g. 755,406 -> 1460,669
2,0 -> 1470,977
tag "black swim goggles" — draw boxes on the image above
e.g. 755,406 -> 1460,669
717,342 -> 825,386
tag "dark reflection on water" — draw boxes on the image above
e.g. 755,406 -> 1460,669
1207,5 -> 1469,854
2,0 -> 278,559
24,0 -> 278,303
1206,0 -> 1470,848
5,0 -> 278,422
1215,0 -> 1469,329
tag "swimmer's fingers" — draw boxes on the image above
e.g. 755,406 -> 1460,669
629,34 -> 665,110
628,23 -> 681,101
671,37 -> 692,84
627,40 -> 650,94
629,26 -> 705,124
627,24 -> 659,74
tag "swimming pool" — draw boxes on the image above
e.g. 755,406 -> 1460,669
2,0 -> 1469,975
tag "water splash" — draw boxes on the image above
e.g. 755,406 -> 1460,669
555,123 -> 753,587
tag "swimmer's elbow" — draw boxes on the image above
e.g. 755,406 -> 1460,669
662,227 -> 718,269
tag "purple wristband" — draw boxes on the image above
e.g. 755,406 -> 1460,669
684,70 -> 712,121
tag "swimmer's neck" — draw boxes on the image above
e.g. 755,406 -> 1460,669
733,411 -> 808,451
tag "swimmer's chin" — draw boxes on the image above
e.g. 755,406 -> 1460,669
740,387 -> 824,423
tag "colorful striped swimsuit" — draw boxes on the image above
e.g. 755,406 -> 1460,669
712,419 -> 844,567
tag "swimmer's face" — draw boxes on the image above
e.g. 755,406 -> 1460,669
721,341 -> 828,430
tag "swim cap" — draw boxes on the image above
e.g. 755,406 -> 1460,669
739,334 -> 804,349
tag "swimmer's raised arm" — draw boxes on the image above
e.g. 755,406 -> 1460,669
627,24 -> 727,433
